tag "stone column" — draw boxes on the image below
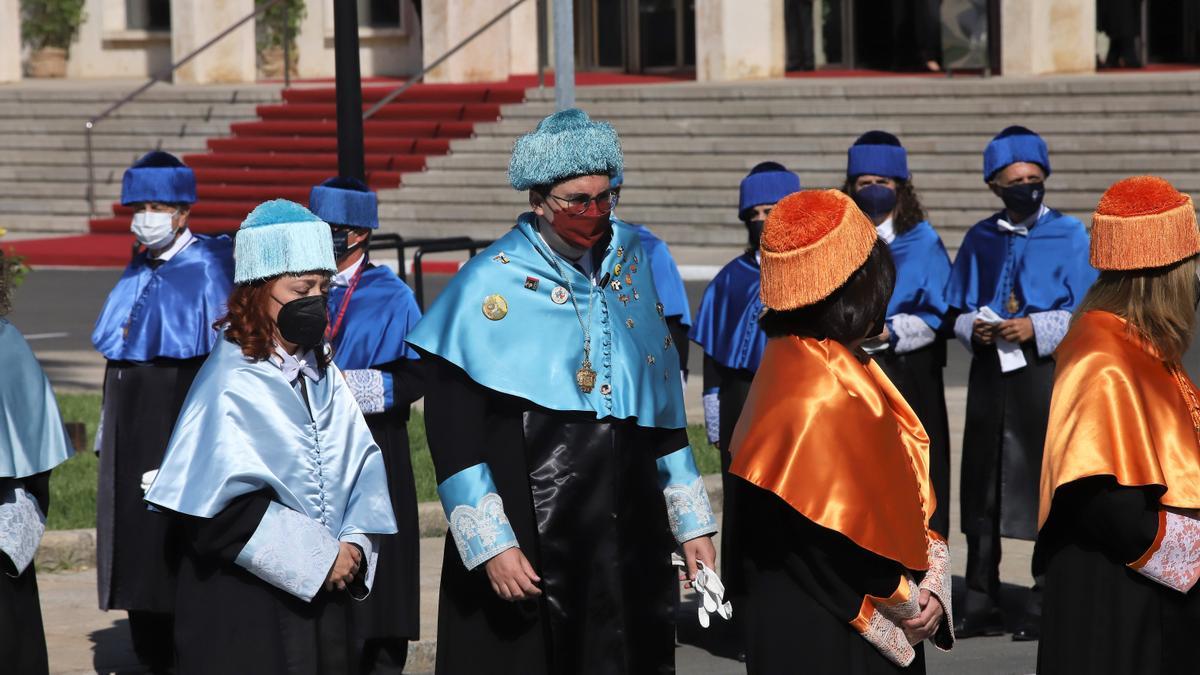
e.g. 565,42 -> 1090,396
695,0 -> 785,82
170,0 -> 257,84
425,0 -> 533,84
0,0 -> 21,82
1000,0 -> 1095,76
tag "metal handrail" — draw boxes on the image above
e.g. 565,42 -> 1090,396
84,0 -> 293,216
362,0 -> 530,120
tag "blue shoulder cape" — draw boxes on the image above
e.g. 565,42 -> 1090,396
945,209 -> 1097,317
329,262 -> 421,370
407,213 -> 686,430
92,235 -> 235,362
615,218 -> 692,326
0,319 -> 74,478
689,253 -> 766,372
886,221 -> 953,330
145,336 -> 397,538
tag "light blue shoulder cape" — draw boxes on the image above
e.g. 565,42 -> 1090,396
145,336 -> 397,538
0,319 -> 74,478
407,213 -> 686,430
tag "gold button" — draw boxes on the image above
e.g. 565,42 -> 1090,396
482,294 -> 508,321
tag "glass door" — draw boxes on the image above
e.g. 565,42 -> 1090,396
574,0 -> 694,73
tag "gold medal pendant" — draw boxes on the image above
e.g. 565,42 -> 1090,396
576,360 -> 597,393
1006,291 -> 1020,315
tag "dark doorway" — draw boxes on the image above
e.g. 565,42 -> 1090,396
575,0 -> 695,73
1147,0 -> 1200,63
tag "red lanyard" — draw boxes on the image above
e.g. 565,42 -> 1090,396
325,263 -> 367,343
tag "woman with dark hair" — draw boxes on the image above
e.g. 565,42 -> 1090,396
729,189 -> 954,673
842,131 -> 953,539
1037,177 -> 1200,673
0,247 -> 75,675
145,199 -> 397,673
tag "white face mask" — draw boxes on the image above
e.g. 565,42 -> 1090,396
131,210 -> 177,249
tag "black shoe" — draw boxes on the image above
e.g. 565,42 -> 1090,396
1011,614 -> 1041,642
953,607 -> 1006,639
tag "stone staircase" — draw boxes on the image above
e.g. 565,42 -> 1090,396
0,82 -> 278,235
382,71 -> 1200,255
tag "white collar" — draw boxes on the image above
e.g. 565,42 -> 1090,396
270,344 -> 320,383
332,256 -> 366,288
875,217 -> 896,244
996,204 -> 1049,236
149,228 -> 195,262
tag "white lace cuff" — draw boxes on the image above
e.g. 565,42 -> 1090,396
343,368 -> 392,415
235,501 -> 341,602
437,463 -> 519,571
0,482 -> 46,576
851,575 -> 921,667
702,390 -> 720,445
657,447 -> 718,543
1130,510 -> 1200,593
890,314 -> 937,354
1030,310 -> 1071,358
953,311 -> 977,353
919,535 -> 955,651
341,532 -> 379,599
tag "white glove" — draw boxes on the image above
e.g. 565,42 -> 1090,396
140,469 -> 159,495
674,554 -> 732,628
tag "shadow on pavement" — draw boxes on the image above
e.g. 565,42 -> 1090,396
90,619 -> 144,674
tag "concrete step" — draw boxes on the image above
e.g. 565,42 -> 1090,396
0,101 -> 262,120
0,213 -> 89,233
0,118 -> 236,136
0,84 -> 281,104
0,133 -> 211,152
0,147 -> 210,168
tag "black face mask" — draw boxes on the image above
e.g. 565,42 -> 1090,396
747,219 -> 765,251
331,229 -> 365,261
276,295 -> 328,348
999,181 -> 1045,221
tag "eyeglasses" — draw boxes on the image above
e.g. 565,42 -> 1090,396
546,189 -> 619,216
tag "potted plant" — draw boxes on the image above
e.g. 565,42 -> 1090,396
258,0 -> 305,79
20,0 -> 87,78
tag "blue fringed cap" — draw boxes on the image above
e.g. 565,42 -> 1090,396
739,162 -> 801,220
308,177 -> 379,230
508,109 -> 623,191
983,126 -> 1051,183
234,199 -> 336,284
847,131 -> 910,180
121,151 -> 196,206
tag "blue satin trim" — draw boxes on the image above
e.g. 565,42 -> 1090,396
329,263 -> 421,369
145,335 -> 397,539
0,320 -> 74,478
408,214 -> 687,430
656,447 -> 718,543
945,209 -> 1097,317
235,500 -> 340,602
690,253 -> 766,372
437,463 -> 518,570
617,219 -> 692,326
92,235 -> 234,361
886,221 -> 953,330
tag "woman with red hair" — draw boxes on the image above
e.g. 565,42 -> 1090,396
1037,177 -> 1200,673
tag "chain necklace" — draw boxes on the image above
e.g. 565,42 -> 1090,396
541,238 -> 599,393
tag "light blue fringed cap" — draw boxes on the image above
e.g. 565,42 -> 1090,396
234,199 -> 336,284
508,108 -> 623,191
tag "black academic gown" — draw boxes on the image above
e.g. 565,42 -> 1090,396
0,472 -> 51,675
1036,477 -> 1200,674
733,478 -> 932,674
876,341 -> 952,539
173,491 -> 364,675
97,357 -> 204,611
960,341 -> 1053,542
703,355 -> 755,588
423,354 -> 682,675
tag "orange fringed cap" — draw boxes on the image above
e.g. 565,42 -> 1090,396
759,189 -> 879,310
1090,175 -> 1200,271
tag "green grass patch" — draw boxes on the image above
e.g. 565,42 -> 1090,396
43,396 -> 716,529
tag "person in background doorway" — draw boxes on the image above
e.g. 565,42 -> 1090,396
945,126 -> 1097,642
91,151 -> 234,672
1098,0 -> 1143,68
785,0 -> 816,71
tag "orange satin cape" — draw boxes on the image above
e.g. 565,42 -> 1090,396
1038,310 -> 1200,529
728,336 -> 934,571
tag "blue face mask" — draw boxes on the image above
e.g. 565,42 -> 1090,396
853,184 -> 898,219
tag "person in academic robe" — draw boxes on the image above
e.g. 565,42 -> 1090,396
945,126 -> 1098,641
145,199 -> 397,674
1036,176 -> 1200,674
609,171 -> 692,377
689,162 -> 800,621
729,189 -> 954,674
845,131 -> 953,539
0,252 -> 76,675
91,150 -> 234,670
309,177 -> 424,674
407,108 -> 718,675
